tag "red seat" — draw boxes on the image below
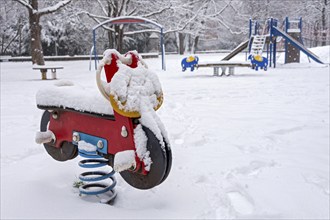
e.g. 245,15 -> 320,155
104,53 -> 119,83
125,52 -> 139,68
104,51 -> 140,83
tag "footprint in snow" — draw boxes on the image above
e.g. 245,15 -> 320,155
271,125 -> 304,135
303,174 -> 329,195
227,191 -> 254,215
231,160 -> 277,177
174,138 -> 184,145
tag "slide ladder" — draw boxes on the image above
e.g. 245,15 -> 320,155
250,35 -> 266,56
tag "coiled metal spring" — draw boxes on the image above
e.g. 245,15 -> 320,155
78,148 -> 117,204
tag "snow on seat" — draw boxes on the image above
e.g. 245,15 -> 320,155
36,80 -> 114,116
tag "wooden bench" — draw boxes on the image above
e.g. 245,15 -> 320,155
32,65 -> 64,80
197,61 -> 252,76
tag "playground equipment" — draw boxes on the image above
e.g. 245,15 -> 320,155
182,17 -> 325,75
183,17 -> 323,75
248,54 -> 268,71
248,34 -> 269,71
251,17 -> 324,67
197,61 -> 251,76
181,55 -> 199,71
221,17 -> 324,69
35,50 -> 172,204
91,16 -> 166,71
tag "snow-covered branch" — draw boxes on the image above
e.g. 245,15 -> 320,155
38,0 -> 72,16
216,19 -> 244,35
165,0 -> 208,34
118,0 -> 128,16
83,13 -> 115,32
206,2 -> 230,18
79,11 -> 110,21
128,7 -> 138,16
228,2 -> 250,19
97,0 -> 108,16
78,11 -> 115,32
13,0 -> 35,12
142,4 -> 172,18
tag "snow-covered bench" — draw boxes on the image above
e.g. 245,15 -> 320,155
197,61 -> 252,76
33,65 -> 64,80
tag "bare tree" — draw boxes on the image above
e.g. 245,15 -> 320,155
167,0 -> 246,54
311,0 -> 329,46
13,0 -> 72,65
0,1 -> 28,55
81,0 -> 173,53
81,0 -> 134,53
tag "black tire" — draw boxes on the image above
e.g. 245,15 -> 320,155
40,111 -> 78,161
120,126 -> 168,190
159,138 -> 172,184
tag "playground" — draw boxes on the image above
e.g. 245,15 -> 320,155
182,17 -> 325,76
1,43 -> 329,218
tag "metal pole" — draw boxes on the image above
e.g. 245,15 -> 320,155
255,21 -> 258,35
267,18 -> 270,62
93,30 -> 98,70
273,18 -> 277,68
285,17 -> 289,63
249,18 -> 252,38
285,17 -> 289,32
273,38 -> 277,68
267,42 -> 269,61
269,18 -> 273,67
160,28 -> 166,71
248,19 -> 253,54
299,17 -> 304,44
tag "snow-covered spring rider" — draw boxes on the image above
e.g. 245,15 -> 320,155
181,55 -> 199,71
248,54 -> 268,71
35,49 -> 172,203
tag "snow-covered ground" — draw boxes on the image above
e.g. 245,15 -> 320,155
1,47 -> 329,219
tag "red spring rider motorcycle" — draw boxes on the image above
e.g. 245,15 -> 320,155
35,50 -> 172,202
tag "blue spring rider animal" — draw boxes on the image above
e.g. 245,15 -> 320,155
181,55 -> 199,72
248,54 -> 268,71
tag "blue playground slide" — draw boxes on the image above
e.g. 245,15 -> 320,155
272,27 -> 324,64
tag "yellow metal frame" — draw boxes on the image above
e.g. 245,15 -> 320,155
109,94 -> 163,118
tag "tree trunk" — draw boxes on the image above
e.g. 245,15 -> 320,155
187,35 -> 193,53
1,34 -> 4,54
314,23 -> 319,47
184,35 -> 190,54
108,32 -> 114,48
29,0 -> 45,65
116,26 -> 124,53
179,32 -> 185,55
107,3 -> 114,49
19,21 -> 22,56
193,36 -> 199,53
321,0 -> 328,46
